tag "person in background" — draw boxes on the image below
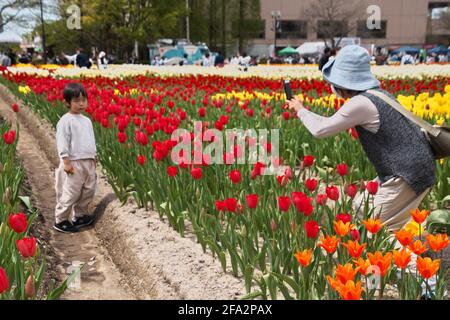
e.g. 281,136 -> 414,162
76,48 -> 92,68
318,47 -> 332,71
214,51 -> 225,67
240,52 -> 251,67
202,53 -> 211,66
97,51 -> 108,70
401,52 -> 415,65
419,48 -> 427,63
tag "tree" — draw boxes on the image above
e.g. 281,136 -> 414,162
0,0 -> 39,32
304,0 -> 367,49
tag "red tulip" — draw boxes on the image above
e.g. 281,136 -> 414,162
198,107 -> 206,117
135,131 -> 148,146
336,163 -> 348,176
251,162 -> 265,179
9,213 -> 27,233
304,220 -> 319,239
3,130 -> 16,145
225,198 -> 237,212
0,267 -> 9,294
282,111 -> 290,120
316,193 -> 328,206
245,194 -> 258,209
11,103 -> 19,112
16,237 -> 37,258
190,167 -> 202,180
167,166 -> 178,177
278,196 -> 291,212
366,181 -> 378,195
137,154 -> 146,166
215,200 -> 226,212
346,184 -> 358,198
336,213 -> 351,224
229,169 -> 241,184
350,128 -> 359,139
117,132 -> 127,143
303,155 -> 315,167
292,192 -> 313,216
305,178 -> 318,192
326,186 -> 339,201
350,229 -> 360,241
276,175 -> 289,186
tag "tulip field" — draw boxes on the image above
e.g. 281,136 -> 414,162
0,64 -> 449,300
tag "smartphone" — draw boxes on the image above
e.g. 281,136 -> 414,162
283,79 -> 293,100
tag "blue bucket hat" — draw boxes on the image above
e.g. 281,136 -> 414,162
322,45 -> 380,91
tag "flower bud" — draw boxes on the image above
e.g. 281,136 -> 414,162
240,225 -> 247,238
291,221 -> 297,233
271,219 -> 277,233
25,274 -> 36,298
2,187 -> 12,204
359,179 -> 366,192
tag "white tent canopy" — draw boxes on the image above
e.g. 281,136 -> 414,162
296,42 -> 326,55
0,31 -> 22,44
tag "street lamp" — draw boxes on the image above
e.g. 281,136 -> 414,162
271,10 -> 281,57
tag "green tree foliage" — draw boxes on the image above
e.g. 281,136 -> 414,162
32,0 -> 262,62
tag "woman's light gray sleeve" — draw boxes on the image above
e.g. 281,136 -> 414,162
296,97 -> 376,139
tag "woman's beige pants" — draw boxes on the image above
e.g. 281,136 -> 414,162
353,176 -> 430,232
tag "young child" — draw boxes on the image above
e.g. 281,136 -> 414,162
54,82 -> 97,233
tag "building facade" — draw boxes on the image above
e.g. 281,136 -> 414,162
248,0 -> 450,56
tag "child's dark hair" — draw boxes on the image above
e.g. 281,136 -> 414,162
63,82 -> 87,105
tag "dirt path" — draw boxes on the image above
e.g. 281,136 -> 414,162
0,84 -> 248,300
0,87 -> 140,299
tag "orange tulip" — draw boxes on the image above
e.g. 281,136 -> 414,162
395,229 -> 414,247
353,258 -> 371,276
410,208 -> 429,224
335,263 -> 360,284
408,240 -> 428,255
294,249 -> 313,267
327,275 -> 343,291
336,280 -> 363,300
426,234 -> 449,252
320,235 -> 340,254
417,256 -> 440,279
393,249 -> 411,269
342,240 -> 366,258
367,251 -> 392,276
333,220 -> 354,237
362,218 -> 382,234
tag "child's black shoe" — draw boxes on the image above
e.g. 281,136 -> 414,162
72,215 -> 95,228
53,221 -> 79,234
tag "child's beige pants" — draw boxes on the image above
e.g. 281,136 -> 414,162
55,159 -> 97,224
353,176 -> 430,232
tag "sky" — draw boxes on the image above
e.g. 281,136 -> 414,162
3,0 -> 59,36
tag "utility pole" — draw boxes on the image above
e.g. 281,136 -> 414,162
271,10 -> 281,57
186,0 -> 190,42
39,0 -> 47,63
